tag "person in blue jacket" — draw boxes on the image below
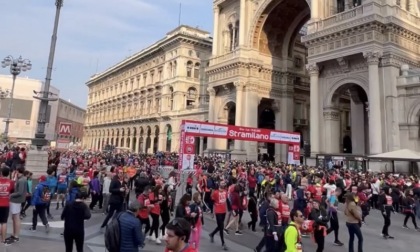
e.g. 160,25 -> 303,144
46,169 -> 57,219
119,201 -> 144,252
66,180 -> 82,204
30,175 -> 50,233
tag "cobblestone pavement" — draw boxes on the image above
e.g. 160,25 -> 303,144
3,196 -> 420,252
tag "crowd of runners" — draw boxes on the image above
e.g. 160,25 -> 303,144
0,146 -> 419,252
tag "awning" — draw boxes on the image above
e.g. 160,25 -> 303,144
368,149 -> 420,161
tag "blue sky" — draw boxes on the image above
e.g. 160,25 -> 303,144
0,0 -> 212,108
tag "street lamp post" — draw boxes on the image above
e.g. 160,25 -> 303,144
1,56 -> 32,140
32,0 -> 62,149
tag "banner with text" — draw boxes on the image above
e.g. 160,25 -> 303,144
178,123 -> 196,170
288,144 -> 301,165
178,120 -> 301,168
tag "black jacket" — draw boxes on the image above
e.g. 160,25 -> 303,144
109,176 -> 124,205
309,208 -> 329,228
135,177 -> 150,195
61,201 -> 91,233
266,207 -> 279,235
175,204 -> 187,218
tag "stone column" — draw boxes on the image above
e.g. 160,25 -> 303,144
234,82 -> 244,151
364,51 -> 383,154
273,100 -> 282,162
323,108 -> 341,153
244,83 -> 260,161
212,7 -> 219,55
239,0 -> 246,46
199,137 -> 204,156
350,100 -> 366,154
149,137 -> 155,154
206,87 -> 216,151
307,64 -> 320,156
135,133 -> 140,153
311,0 -> 319,20
280,88 -> 294,162
130,136 -> 135,151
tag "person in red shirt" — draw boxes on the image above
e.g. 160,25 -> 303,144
209,181 -> 228,250
148,185 -> 163,244
0,167 -> 14,245
164,218 -> 197,252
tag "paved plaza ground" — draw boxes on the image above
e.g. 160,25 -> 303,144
3,198 -> 420,252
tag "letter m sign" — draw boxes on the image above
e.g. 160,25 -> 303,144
59,122 -> 72,136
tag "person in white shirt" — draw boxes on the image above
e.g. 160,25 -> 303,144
323,180 -> 337,199
370,177 -> 381,209
102,172 -> 112,214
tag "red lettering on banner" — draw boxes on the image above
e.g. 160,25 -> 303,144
183,120 -> 300,144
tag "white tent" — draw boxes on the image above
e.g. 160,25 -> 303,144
368,149 -> 420,161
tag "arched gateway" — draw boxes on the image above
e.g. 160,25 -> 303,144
208,0 -> 420,163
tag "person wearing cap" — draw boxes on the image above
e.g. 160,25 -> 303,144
30,175 -> 50,233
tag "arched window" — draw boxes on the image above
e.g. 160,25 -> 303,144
194,63 -> 200,79
186,87 -> 197,108
186,61 -> 193,77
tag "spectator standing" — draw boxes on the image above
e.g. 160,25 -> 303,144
100,169 -> 125,229
8,167 -> 27,244
61,191 -> 91,252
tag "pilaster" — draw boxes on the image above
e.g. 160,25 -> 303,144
244,83 -> 260,161
206,87 -> 216,151
323,108 -> 341,153
364,51 -> 383,154
307,63 -> 320,156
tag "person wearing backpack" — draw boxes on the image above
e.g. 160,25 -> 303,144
117,201 -> 144,252
254,192 -> 271,252
283,209 -> 304,252
265,197 -> 281,252
30,175 -> 50,233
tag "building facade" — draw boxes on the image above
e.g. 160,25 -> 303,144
0,75 -> 59,143
83,26 -> 212,153
55,98 -> 86,144
208,0 -> 420,162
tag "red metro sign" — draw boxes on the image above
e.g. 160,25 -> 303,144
182,120 -> 300,144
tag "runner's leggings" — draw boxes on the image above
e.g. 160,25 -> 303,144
210,213 -> 226,245
149,213 -> 160,238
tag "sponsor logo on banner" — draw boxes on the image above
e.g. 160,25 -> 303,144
291,135 -> 300,142
270,132 -> 287,142
185,136 -> 195,144
200,124 -> 214,134
185,123 -> 200,133
229,129 -> 269,140
214,126 -> 228,136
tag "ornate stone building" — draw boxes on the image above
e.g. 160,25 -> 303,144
83,26 -> 212,153
208,0 -> 420,162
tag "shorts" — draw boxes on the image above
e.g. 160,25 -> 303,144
57,187 -> 67,194
0,207 -> 10,223
10,203 -> 21,215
